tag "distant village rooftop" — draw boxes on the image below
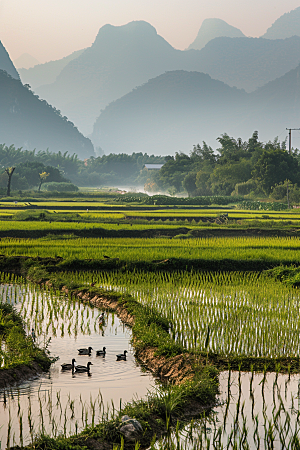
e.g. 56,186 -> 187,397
144,164 -> 164,170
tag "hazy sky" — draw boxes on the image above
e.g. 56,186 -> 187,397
1,0 -> 300,63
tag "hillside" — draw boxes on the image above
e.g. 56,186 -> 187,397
0,70 -> 94,159
187,18 -> 245,50
262,7 -> 300,39
19,49 -> 84,90
91,68 -> 300,155
35,21 -> 192,135
0,41 -> 19,80
192,36 -> 300,92
91,71 -> 250,155
250,63 -> 300,136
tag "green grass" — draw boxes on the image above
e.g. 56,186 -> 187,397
0,299 -> 52,371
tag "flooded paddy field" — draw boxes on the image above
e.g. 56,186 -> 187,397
1,269 -> 300,449
154,371 -> 300,449
0,284 -> 155,448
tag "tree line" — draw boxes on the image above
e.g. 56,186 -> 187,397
145,132 -> 300,203
1,132 -> 300,202
0,144 -> 165,192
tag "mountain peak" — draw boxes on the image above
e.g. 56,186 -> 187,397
187,18 -> 245,51
14,53 -> 39,69
262,7 -> 300,39
93,21 -> 158,46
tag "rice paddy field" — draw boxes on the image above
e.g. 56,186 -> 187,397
65,270 -> 300,359
1,236 -> 300,266
2,196 -> 300,448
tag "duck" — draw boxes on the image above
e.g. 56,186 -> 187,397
98,313 -> 105,324
77,346 -> 93,355
96,347 -> 106,356
61,358 -> 76,370
75,362 -> 93,373
116,350 -> 128,361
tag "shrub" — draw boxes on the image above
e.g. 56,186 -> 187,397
42,182 -> 79,192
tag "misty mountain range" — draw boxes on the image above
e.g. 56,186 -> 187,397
21,17 -> 300,137
91,66 -> 300,155
1,7 -> 300,158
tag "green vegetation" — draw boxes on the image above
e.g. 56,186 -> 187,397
0,143 -> 165,190
0,273 -> 218,449
1,130 -> 300,203
13,369 -> 217,450
1,236 -> 300,270
0,296 -> 52,371
2,189 -> 300,448
0,71 -> 93,160
146,132 -> 300,200
50,269 -> 300,370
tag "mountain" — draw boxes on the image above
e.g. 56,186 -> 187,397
25,21 -> 300,135
91,71 -> 250,155
0,70 -> 94,159
262,7 -> 300,39
250,63 -> 300,137
91,68 -> 300,155
14,53 -> 39,69
35,21 -> 192,135
191,35 -> 300,92
187,18 -> 245,50
19,49 -> 84,90
0,41 -> 19,80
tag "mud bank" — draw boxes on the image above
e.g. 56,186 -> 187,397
0,362 -> 43,389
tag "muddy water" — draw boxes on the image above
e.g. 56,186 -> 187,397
0,285 -> 155,448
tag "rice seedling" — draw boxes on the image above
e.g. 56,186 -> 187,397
2,235 -> 300,265
67,269 -> 300,360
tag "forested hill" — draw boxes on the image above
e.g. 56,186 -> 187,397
92,70 -> 249,155
0,70 -> 95,159
0,41 -> 19,80
91,67 -> 300,155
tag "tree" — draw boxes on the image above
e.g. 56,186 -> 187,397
252,148 -> 299,195
182,173 -> 197,197
155,153 -> 193,192
5,167 -> 15,196
38,171 -> 50,191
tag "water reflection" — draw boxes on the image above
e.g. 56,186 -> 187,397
154,370 -> 300,449
0,285 -> 155,448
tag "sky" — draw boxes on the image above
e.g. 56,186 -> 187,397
1,0 -> 300,64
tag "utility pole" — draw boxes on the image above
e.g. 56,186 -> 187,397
285,128 -> 300,208
286,128 -> 300,154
